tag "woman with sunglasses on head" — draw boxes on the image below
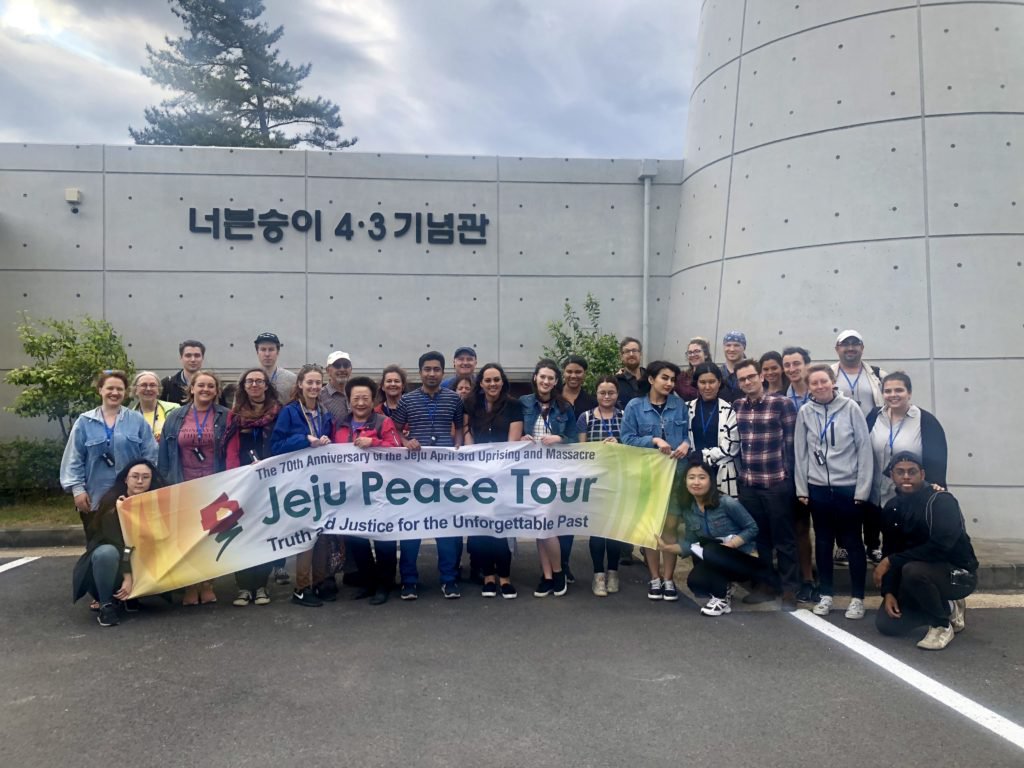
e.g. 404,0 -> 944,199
520,358 -> 579,597
621,361 -> 690,601
465,363 -> 524,599
73,458 -> 167,627
271,364 -> 336,607
794,364 -> 874,620
127,371 -> 179,443
61,370 -> 159,520
223,368 -> 283,607
577,375 -> 626,596
159,369 -> 229,606
686,362 -> 740,499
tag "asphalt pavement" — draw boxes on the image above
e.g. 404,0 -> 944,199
2,549 -> 1023,768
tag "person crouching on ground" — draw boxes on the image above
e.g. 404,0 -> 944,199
873,452 -> 978,651
72,459 -> 166,627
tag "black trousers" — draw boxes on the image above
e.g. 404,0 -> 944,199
808,484 -> 866,599
876,561 -> 976,634
469,536 -> 512,579
235,563 -> 273,592
589,537 -> 623,572
738,480 -> 799,593
346,536 -> 397,591
687,543 -> 761,599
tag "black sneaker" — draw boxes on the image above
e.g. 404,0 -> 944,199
369,589 -> 390,606
662,580 -> 679,601
441,582 -> 461,599
834,547 -> 849,566
314,582 -> 338,602
533,578 -> 554,597
552,571 -> 568,596
867,548 -> 883,564
500,582 -> 518,600
648,579 -> 663,600
353,587 -> 374,600
796,581 -> 816,603
273,566 -> 291,585
400,583 -> 418,601
481,581 -> 498,598
291,589 -> 323,607
97,603 -> 119,627
562,565 -> 576,584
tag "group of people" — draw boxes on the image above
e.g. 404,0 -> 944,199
58,328 -> 978,651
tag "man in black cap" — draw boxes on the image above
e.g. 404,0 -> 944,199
873,451 -> 978,651
254,332 -> 296,398
442,346 -> 477,390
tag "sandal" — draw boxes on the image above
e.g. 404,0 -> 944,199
89,600 -> 101,611
199,585 -> 217,604
182,586 -> 200,606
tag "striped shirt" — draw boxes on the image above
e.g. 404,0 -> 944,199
392,387 -> 464,447
734,392 -> 797,488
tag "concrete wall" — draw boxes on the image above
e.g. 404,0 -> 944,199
671,0 -> 1024,538
0,144 -> 681,438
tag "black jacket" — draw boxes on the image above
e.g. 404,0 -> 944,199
879,486 -> 978,596
615,368 -> 649,411
71,503 -> 130,603
867,406 -> 948,488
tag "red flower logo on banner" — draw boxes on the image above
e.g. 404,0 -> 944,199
199,493 -> 244,535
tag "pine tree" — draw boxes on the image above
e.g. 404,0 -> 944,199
130,0 -> 356,149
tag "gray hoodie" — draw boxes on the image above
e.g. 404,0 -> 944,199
794,390 -> 873,501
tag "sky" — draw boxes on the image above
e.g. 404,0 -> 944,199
0,0 -> 697,159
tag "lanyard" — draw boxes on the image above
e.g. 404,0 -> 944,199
889,417 -> 905,451
192,406 -> 212,442
788,386 -> 808,412
422,390 -> 439,439
697,399 -> 715,438
593,410 -> 616,439
302,405 -> 323,438
815,406 -> 838,444
145,403 -> 164,432
839,367 -> 863,399
102,410 -> 116,445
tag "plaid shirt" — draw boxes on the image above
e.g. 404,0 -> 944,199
734,392 -> 796,488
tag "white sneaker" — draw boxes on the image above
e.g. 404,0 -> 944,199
701,596 -> 732,616
232,589 -> 252,607
253,587 -> 271,606
812,595 -> 834,616
606,571 -> 620,593
950,599 -> 966,633
917,624 -> 955,650
592,573 -> 608,597
845,597 -> 865,620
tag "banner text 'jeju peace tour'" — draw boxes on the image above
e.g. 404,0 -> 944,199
117,442 -> 676,597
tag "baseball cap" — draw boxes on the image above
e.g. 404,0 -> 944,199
453,346 -> 477,358
835,329 -> 864,345
254,332 -> 281,347
326,351 -> 352,366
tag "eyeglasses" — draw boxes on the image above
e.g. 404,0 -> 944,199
621,347 -> 641,355
686,350 -> 703,357
244,379 -> 267,387
738,373 -> 760,383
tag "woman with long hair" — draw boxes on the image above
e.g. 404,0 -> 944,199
60,370 -> 158,516
72,458 -> 167,627
656,458 -> 759,617
621,361 -> 690,601
676,336 -> 710,401
224,368 -> 283,607
795,364 -> 874,620
577,374 -> 626,596
159,369 -> 229,606
465,363 -> 524,599
270,364 -> 335,607
520,358 -> 579,597
127,370 -> 179,442
686,362 -> 740,498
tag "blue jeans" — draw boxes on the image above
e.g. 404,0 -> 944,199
87,544 -> 121,604
398,537 -> 460,586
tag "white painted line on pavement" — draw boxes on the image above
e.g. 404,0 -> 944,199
791,609 -> 1024,752
0,556 -> 40,574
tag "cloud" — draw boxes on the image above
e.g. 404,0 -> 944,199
0,0 -> 697,158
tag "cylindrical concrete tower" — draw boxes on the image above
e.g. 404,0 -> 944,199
667,1 -> 1024,537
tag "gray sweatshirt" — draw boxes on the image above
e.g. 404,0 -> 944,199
794,390 -> 873,501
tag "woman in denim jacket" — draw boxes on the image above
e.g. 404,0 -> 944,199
60,370 -> 158,514
620,361 -> 690,601
520,359 -> 579,598
657,457 -> 759,617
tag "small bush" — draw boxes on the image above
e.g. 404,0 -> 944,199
0,438 -> 66,498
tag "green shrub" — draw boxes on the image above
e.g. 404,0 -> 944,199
543,293 -> 622,391
0,438 -> 66,498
